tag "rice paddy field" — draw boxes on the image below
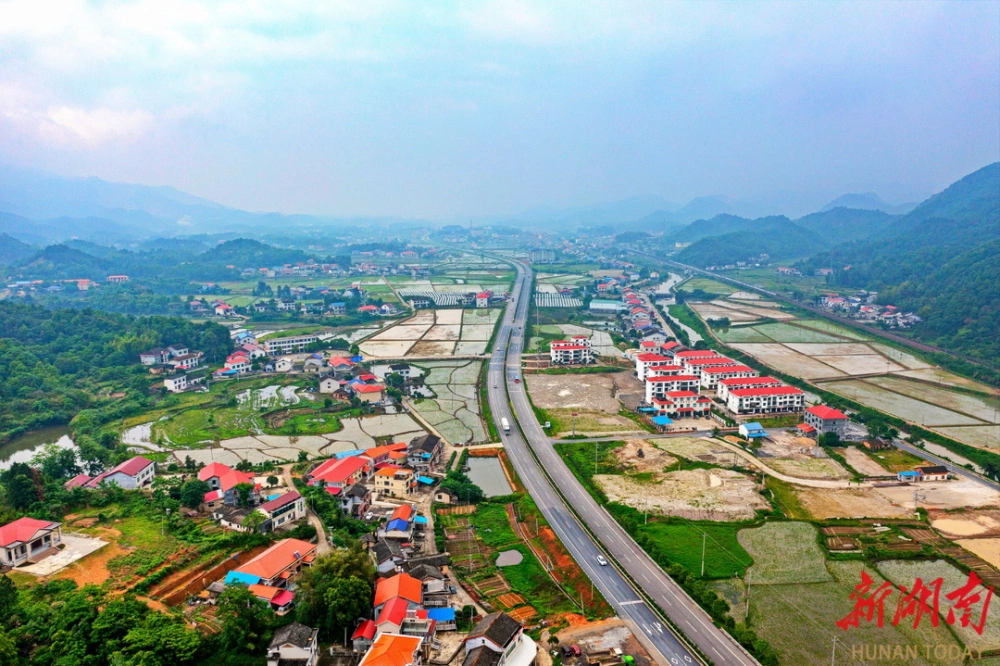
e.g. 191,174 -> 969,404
409,360 -> 488,445
358,308 -> 501,358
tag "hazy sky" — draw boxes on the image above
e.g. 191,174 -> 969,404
1,1 -> 997,218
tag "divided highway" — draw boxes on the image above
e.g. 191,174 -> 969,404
487,262 -> 758,666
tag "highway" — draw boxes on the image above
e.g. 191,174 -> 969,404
487,261 -> 759,666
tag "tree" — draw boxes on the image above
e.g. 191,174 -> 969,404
438,471 -> 485,504
818,432 -> 841,447
242,510 -> 267,532
34,444 -> 81,480
1,463 -> 41,510
385,373 -> 404,389
298,451 -> 309,463
234,482 -> 255,509
0,576 -> 18,627
184,455 -> 196,471
295,545 -> 374,638
216,586 -> 274,655
235,459 -> 253,472
119,611 -> 201,665
322,577 -> 372,635
266,475 -> 279,487
179,479 -> 212,509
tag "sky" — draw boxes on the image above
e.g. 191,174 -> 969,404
0,0 -> 997,219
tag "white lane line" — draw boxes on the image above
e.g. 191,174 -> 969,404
620,600 -> 645,606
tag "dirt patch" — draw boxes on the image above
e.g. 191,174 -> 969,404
596,468 -> 769,520
656,437 -> 738,466
410,340 -> 456,356
54,540 -> 124,587
548,409 -> 637,436
795,487 -> 910,519
767,457 -> 850,480
931,511 -> 1000,537
843,447 -> 890,477
613,439 -> 677,474
956,538 -> 1000,568
876,478 -> 1000,511
526,374 -> 619,413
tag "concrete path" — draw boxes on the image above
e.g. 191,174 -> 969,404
280,464 -> 331,555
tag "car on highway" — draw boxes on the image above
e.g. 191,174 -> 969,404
596,555 -> 608,566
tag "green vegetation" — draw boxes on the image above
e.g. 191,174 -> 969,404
763,477 -> 811,519
639,521 -> 753,578
0,301 -> 232,444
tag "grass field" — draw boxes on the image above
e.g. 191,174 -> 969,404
681,277 -> 738,295
637,520 -> 753,578
738,521 -> 832,584
863,446 -> 927,472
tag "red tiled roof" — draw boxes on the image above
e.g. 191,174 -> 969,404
358,634 -> 422,666
260,491 -> 301,513
665,391 -> 700,398
107,456 -> 154,477
353,619 -> 377,640
476,292 -> 490,298
390,504 -> 415,522
730,386 -> 804,397
204,490 -> 223,502
684,358 -> 737,367
702,365 -> 756,374
660,341 -> 681,350
374,573 -> 422,607
806,405 -> 848,420
355,384 -> 385,394
647,375 -> 700,382
0,517 -> 59,547
797,423 -> 817,433
636,353 -> 669,362
235,538 -> 316,580
313,457 -> 369,485
674,350 -> 721,358
64,474 -> 92,489
552,344 -> 586,350
376,595 -> 410,626
718,376 -> 782,387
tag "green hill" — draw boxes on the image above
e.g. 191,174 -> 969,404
0,233 -> 33,265
676,219 -> 818,266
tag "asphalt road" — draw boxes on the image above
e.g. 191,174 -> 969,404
487,262 -> 758,666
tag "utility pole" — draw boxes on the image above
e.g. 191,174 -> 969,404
745,567 -> 752,619
701,532 -> 707,577
830,637 -> 837,666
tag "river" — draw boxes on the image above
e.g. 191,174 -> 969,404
0,426 -> 76,470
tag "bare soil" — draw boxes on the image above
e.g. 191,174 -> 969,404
794,487 -> 911,519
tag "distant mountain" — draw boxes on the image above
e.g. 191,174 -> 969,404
486,195 -> 678,230
199,238 -> 312,267
793,208 -> 896,242
18,244 -> 111,278
0,233 -> 33,265
821,192 -> 915,215
670,214 -> 790,244
676,219 -> 818,266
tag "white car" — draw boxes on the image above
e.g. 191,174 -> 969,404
596,555 -> 608,566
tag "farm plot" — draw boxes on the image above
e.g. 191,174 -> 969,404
784,342 -> 875,356
819,380 -> 985,427
596,468 -> 769,521
767,457 -> 850,480
653,437 -> 738,466
424,325 -> 461,340
460,325 -> 495,341
369,324 -> 430,341
638,521 -> 752,579
956,538 -> 1000,568
751,322 -> 844,343
729,343 -> 846,380
868,343 -> 932,369
865,376 -> 1000,423
892,367 -> 1000,394
410,360 -> 487,444
843,447 -> 893,476
876,477 -> 1000,511
683,277 -> 737,294
359,309 -> 500,358
739,521 -> 832,584
748,560 -> 963,666
714,326 -> 772,343
463,308 -> 502,325
689,302 -> 760,322
709,300 -> 795,320
813,354 -> 903,375
935,425 -> 999,450
878,559 -> 1000,652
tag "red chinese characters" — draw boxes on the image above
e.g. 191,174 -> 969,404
837,571 -> 993,634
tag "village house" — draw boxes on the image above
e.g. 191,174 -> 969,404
433,488 -> 459,504
374,467 -> 416,499
634,353 -> 671,380
0,517 -> 62,566
650,391 -> 713,418
275,357 -> 295,373
355,383 -> 387,404
715,376 -> 784,403
163,373 -> 201,393
198,463 -> 260,508
407,434 -> 443,472
258,491 -> 307,531
340,483 -> 372,517
726,385 -> 805,415
645,375 -> 701,403
374,572 -> 424,615
139,348 -> 171,365
267,623 -> 320,666
264,335 -> 319,355
897,466 -> 950,483
307,456 -> 371,492
225,538 -> 317,588
475,292 -> 491,308
372,538 -> 407,574
549,337 -> 594,365
65,456 -> 156,490
698,364 -> 757,390
801,405 -> 850,437
463,612 -> 537,666
357,634 -> 423,666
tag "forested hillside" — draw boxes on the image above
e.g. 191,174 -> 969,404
803,162 -> 1000,366
676,219 -> 817,265
0,302 -> 232,443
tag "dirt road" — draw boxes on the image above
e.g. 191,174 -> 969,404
280,464 -> 331,555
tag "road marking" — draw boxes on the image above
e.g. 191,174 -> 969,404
620,600 -> 645,606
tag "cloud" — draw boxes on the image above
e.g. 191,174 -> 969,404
43,106 -> 152,145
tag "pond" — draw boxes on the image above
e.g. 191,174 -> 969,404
464,456 -> 513,497
0,426 -> 76,470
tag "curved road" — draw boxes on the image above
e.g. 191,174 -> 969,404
488,262 -> 758,666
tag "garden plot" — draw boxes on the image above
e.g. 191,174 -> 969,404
463,308 -> 502,325
878,559 -> 1000,652
730,343 -> 846,380
407,312 -> 438,325
935,425 -> 999,450
689,302 -> 760,322
410,361 -> 487,444
784,342 -> 874,356
410,340 -> 456,355
793,487 -> 911,519
865,376 -> 1000,423
739,522 -> 832,584
819,380 -> 985,428
752,322 -> 844,343
359,413 -> 425,439
813,354 -> 903,375
596,468 -> 768,520
455,341 -> 488,355
768,457 -> 850,480
547,409 -> 637,435
359,340 -> 415,357
526,374 -> 620,413
434,283 -> 483,292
